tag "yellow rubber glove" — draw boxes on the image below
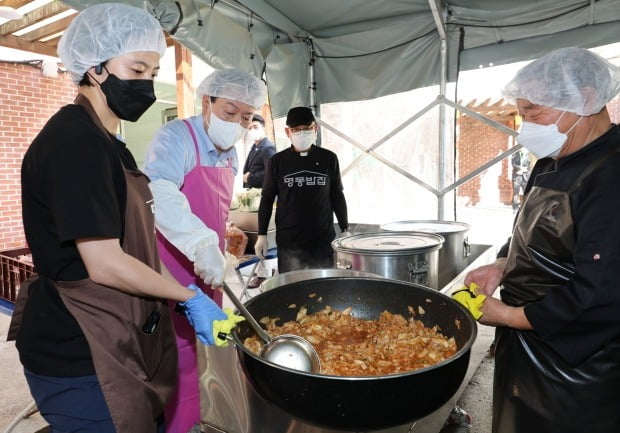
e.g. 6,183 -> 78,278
213,308 -> 246,347
451,282 -> 486,320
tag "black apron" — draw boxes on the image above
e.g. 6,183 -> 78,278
494,149 -> 620,433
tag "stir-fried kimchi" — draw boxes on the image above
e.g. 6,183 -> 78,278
244,302 -> 458,376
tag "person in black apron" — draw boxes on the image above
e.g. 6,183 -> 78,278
11,4 -> 229,433
458,47 -> 620,433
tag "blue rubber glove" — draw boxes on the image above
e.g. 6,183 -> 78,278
179,284 -> 227,345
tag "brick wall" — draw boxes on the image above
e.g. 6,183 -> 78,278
456,96 -> 620,207
0,63 -> 76,251
456,115 -> 515,205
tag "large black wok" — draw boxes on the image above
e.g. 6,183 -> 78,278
232,276 -> 477,431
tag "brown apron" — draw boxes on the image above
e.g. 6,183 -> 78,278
7,278 -> 33,342
494,149 -> 620,433
9,97 -> 178,433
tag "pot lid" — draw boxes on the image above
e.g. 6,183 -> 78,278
380,220 -> 470,234
334,232 -> 443,253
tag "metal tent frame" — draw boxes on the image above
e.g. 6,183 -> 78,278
60,0 -> 620,219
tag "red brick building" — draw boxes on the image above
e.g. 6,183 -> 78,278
456,100 -> 517,206
0,62 -> 76,251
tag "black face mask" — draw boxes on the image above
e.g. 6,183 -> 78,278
99,69 -> 156,122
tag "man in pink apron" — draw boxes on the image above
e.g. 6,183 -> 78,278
144,68 -> 267,433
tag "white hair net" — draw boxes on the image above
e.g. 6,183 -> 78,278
503,47 -> 620,116
58,3 -> 166,84
196,68 -> 267,109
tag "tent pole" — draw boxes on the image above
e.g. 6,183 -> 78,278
306,37 -> 320,145
308,39 -> 316,110
438,38 -> 449,220
429,0 -> 449,220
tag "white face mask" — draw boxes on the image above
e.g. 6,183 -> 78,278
516,112 -> 582,159
207,111 -> 245,150
290,130 -> 315,152
247,127 -> 264,143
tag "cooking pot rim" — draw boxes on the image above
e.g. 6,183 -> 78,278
259,269 -> 382,291
332,231 -> 444,254
380,220 -> 471,233
232,276 -> 478,379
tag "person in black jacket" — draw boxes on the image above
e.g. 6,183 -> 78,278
242,114 -> 276,188
254,106 -> 349,273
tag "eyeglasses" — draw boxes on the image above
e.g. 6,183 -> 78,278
290,126 -> 316,135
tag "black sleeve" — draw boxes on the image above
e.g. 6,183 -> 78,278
258,155 -> 277,235
496,238 -> 511,258
242,153 -> 250,174
247,167 -> 262,188
330,155 -> 348,231
525,153 -> 620,363
47,136 -> 123,242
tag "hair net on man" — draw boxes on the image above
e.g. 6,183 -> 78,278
196,68 -> 267,110
58,3 -> 166,84
503,47 -> 620,116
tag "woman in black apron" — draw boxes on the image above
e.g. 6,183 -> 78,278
11,4 -> 227,433
459,47 -> 620,433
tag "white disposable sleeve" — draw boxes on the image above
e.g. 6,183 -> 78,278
149,178 -> 218,261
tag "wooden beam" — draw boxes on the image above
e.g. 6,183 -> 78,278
1,1 -> 32,9
174,40 -> 194,118
0,33 -> 58,56
22,13 -> 75,42
0,1 -> 70,35
45,34 -> 60,47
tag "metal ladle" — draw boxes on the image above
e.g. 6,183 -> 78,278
221,282 -> 321,373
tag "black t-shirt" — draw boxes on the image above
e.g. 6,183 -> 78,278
17,104 -> 137,376
257,145 -> 348,247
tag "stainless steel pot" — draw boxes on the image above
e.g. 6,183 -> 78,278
331,232 -> 444,289
381,220 -> 471,289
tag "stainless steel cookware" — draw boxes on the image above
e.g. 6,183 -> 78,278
232,276 -> 477,431
381,220 -> 471,288
331,231 -> 444,289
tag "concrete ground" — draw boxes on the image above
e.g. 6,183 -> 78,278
0,308 -> 47,433
454,332 -> 494,433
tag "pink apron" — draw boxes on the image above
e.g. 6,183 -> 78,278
157,119 -> 234,433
